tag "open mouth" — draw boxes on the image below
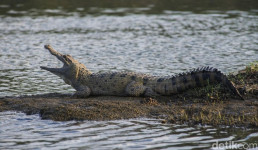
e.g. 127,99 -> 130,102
40,45 -> 68,74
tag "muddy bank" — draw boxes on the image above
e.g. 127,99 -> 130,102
0,93 -> 257,127
0,65 -> 257,127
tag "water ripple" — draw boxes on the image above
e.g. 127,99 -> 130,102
0,112 -> 257,150
0,11 -> 257,96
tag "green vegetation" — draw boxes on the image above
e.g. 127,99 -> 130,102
247,61 -> 258,72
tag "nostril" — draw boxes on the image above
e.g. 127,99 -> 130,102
44,45 -> 50,49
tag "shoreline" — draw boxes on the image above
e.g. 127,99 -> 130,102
0,93 -> 257,128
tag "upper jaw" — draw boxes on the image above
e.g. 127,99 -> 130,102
44,45 -> 68,65
40,45 -> 68,74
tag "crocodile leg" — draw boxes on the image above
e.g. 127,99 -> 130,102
125,81 -> 159,97
125,81 -> 146,96
144,87 -> 159,97
72,86 -> 91,98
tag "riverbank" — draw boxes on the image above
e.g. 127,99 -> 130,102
0,63 -> 257,127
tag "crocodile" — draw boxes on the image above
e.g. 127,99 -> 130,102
40,45 -> 244,100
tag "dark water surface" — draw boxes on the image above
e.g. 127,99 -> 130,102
0,0 -> 257,149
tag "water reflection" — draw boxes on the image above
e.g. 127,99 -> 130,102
0,112 -> 257,149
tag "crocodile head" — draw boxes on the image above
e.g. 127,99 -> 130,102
40,45 -> 87,85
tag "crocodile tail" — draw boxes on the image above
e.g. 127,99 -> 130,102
156,66 -> 244,100
206,67 -> 244,100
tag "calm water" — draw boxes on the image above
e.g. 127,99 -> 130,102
0,0 -> 257,149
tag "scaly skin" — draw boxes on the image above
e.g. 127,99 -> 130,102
40,45 -> 244,100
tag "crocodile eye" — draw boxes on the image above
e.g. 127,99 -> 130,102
63,55 -> 72,63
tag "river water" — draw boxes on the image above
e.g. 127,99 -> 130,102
1,112 -> 258,150
0,0 -> 257,149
